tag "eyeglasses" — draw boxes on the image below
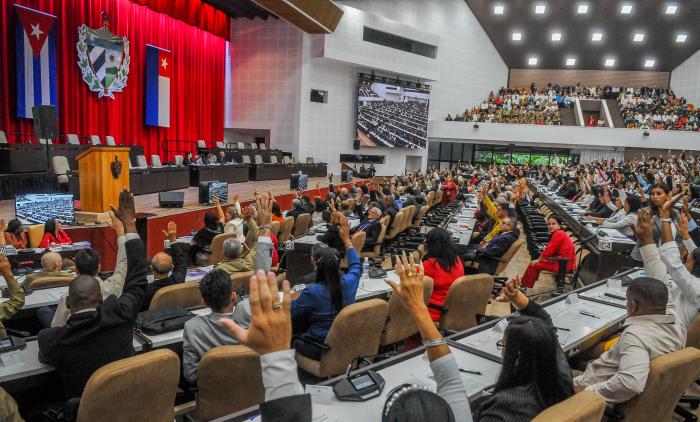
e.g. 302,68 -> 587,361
496,339 -> 505,350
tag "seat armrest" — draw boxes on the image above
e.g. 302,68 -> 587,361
295,334 -> 331,352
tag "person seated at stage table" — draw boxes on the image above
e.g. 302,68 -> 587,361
216,206 -> 260,275
190,212 -> 224,265
423,228 -> 465,322
24,251 -> 74,289
586,192 -> 641,238
285,198 -> 307,220
4,219 -> 27,249
143,221 -> 187,310
38,190 -> 147,400
51,213 -> 129,327
519,215 -> 575,289
291,217 -> 360,360
0,254 -> 25,338
182,269 -> 251,383
183,152 -> 194,165
316,210 -> 346,254
463,217 -> 518,275
351,206 -> 382,252
217,151 -> 227,164
38,219 -> 72,248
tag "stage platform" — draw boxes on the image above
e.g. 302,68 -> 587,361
0,176 -> 365,270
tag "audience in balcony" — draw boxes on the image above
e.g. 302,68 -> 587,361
618,89 -> 699,131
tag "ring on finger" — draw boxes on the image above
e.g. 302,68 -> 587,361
272,302 -> 283,309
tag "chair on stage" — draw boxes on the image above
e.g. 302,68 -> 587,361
149,283 -> 203,311
306,157 -> 314,164
151,155 -> 163,168
39,139 -> 52,145
270,156 -> 278,164
282,156 -> 292,164
292,156 -> 298,164
254,155 -> 263,165
0,131 -> 7,144
66,134 -> 80,145
237,142 -> 245,150
215,141 -> 225,148
136,155 -> 149,168
52,156 -> 72,189
28,224 -> 44,248
197,140 -> 207,149
105,135 -> 116,146
174,155 -> 184,166
89,135 -> 101,145
250,143 -> 257,150
241,155 -> 251,165
258,143 -> 266,150
77,349 -> 179,422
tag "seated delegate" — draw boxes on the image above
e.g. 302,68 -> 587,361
519,215 -> 575,289
4,219 -> 28,249
144,221 -> 187,309
422,228 -> 464,321
39,218 -> 73,248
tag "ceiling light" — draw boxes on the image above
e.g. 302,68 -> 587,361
512,32 -> 522,41
620,4 -> 632,14
633,33 -> 645,42
577,4 -> 589,14
676,33 -> 687,43
665,4 -> 677,14
528,57 -> 538,65
551,32 -> 562,41
494,5 -> 504,14
644,59 -> 655,68
605,58 -> 616,67
535,4 -> 546,14
566,58 -> 576,66
592,33 -> 603,41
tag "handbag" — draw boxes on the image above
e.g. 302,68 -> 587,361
136,306 -> 196,335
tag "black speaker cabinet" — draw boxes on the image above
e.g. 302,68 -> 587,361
158,191 -> 184,208
32,105 -> 57,140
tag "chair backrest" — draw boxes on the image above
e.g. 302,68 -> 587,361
39,138 -> 52,145
66,134 -> 80,145
401,205 -> 415,232
242,155 -> 251,164
617,347 -> 700,421
439,274 -> 494,331
385,210 -> 406,240
495,238 -> 524,275
379,215 -> 390,229
196,345 -> 264,421
26,275 -> 73,290
250,143 -> 257,149
380,277 -> 434,345
215,141 -> 225,148
532,390 -> 605,422
51,156 -> 70,175
230,271 -> 254,296
254,155 -> 263,165
197,140 -> 206,149
319,299 -> 388,377
412,205 -> 429,227
136,155 -> 148,168
270,220 -> 281,237
149,283 -> 203,311
292,156 -> 298,164
209,233 -> 236,265
89,135 -> 101,145
686,314 -> 700,349
425,191 -> 435,208
0,131 -> 7,144
105,135 -> 116,146
174,155 -> 184,166
77,349 -> 179,422
28,224 -> 45,248
282,156 -> 292,164
237,142 -> 245,149
292,213 -> 312,237
270,156 -> 278,164
258,143 -> 266,150
277,216 -> 295,243
306,157 -> 314,164
151,155 -> 162,168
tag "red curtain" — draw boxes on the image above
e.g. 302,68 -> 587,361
0,0 -> 226,160
131,0 -> 230,39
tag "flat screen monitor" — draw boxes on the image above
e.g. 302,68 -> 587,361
198,181 -> 228,204
15,193 -> 75,225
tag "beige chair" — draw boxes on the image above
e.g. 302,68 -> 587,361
242,155 -> 251,165
277,216 -> 295,243
270,156 -> 278,164
66,134 -> 80,145
39,138 -> 52,145
174,155 -> 184,166
425,191 -> 435,208
237,142 -> 245,149
384,210 -> 406,240
25,275 -> 74,290
149,283 -> 203,311
341,232 -> 366,268
361,223 -> 387,259
77,349 -> 179,422
614,347 -> 700,421
89,135 -> 101,145
215,141 -> 225,148
51,156 -> 71,185
258,143 -> 266,150
208,233 -> 236,265
282,156 -> 292,164
136,155 -> 148,168
410,205 -> 429,229
250,143 -> 258,150
0,131 -> 7,144
151,155 -> 163,168
292,156 -> 298,164
28,224 -> 45,248
194,345 -> 263,421
270,220 -> 281,237
229,271 -> 254,295
254,155 -> 263,165
292,213 -> 312,237
306,157 -> 314,164
379,215 -> 390,229
105,135 -> 116,146
197,140 -> 207,149
686,314 -> 700,349
401,205 -> 415,232
493,238 -> 524,275
380,277 -> 434,346
295,299 -> 388,378
532,390 -> 605,422
431,274 -> 494,332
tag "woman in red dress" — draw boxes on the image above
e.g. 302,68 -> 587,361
39,219 -> 73,248
520,215 -> 575,288
441,176 -> 457,205
422,228 -> 465,321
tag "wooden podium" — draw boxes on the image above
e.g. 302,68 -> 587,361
75,147 -> 131,213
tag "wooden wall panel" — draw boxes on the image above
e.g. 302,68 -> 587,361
508,69 -> 670,89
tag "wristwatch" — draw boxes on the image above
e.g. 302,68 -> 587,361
660,218 -> 673,223
422,338 -> 447,347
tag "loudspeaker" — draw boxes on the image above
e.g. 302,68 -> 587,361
353,139 -> 360,150
341,170 -> 353,182
158,192 -> 184,208
32,105 -> 57,140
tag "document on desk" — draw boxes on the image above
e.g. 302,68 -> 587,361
551,302 -> 622,329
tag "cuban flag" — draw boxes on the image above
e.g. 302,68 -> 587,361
145,45 -> 171,127
14,4 -> 58,119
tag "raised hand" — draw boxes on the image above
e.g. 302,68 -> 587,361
631,209 -> 655,246
162,221 -> 177,242
0,254 -> 11,276
338,213 -> 351,245
219,270 -> 292,355
676,211 -> 690,240
495,276 -> 528,310
241,205 -> 256,220
385,253 -> 425,312
233,193 -> 240,203
110,189 -> 136,232
256,193 -> 272,226
0,219 -> 6,233
660,192 -> 684,218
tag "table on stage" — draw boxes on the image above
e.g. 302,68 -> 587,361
249,163 -> 327,181
129,166 -> 190,195
189,164 -> 250,186
1,242 -> 91,269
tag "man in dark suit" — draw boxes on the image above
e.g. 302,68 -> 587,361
463,218 -> 518,275
144,221 -> 187,310
352,207 -> 382,252
286,199 -> 306,220
38,190 -> 147,400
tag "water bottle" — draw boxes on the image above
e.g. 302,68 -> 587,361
362,257 -> 370,279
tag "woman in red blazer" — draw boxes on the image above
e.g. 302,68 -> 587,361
520,215 -> 575,288
441,176 -> 458,206
39,219 -> 72,248
422,228 -> 465,321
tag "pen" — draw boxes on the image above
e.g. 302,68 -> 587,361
604,292 -> 626,301
554,326 -> 570,331
579,310 -> 600,319
459,368 -> 482,375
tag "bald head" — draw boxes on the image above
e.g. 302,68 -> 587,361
151,252 -> 173,278
41,252 -> 63,272
67,275 -> 102,314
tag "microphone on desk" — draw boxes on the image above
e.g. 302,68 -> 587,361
333,354 -> 387,402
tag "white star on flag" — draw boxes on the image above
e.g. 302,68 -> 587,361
30,23 -> 43,39
161,58 -> 168,69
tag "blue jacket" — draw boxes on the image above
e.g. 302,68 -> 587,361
291,248 -> 362,340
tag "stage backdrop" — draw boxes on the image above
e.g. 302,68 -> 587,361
0,0 -> 227,160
